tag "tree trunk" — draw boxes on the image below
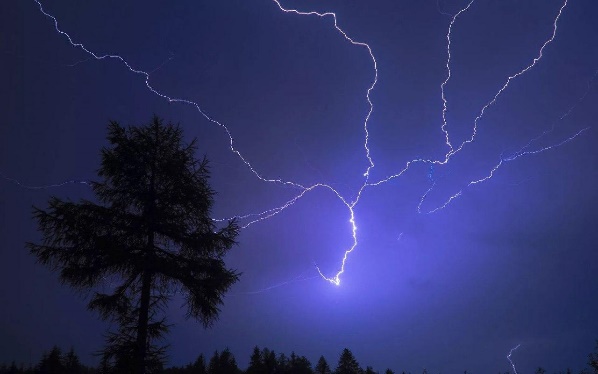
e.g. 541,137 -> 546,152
137,224 -> 154,373
136,269 -> 152,374
137,145 -> 158,373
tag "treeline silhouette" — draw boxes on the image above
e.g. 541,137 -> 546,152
2,343 -> 598,374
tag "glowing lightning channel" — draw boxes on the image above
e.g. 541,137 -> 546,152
440,0 -> 476,152
0,172 -> 91,190
502,127 -> 589,162
271,0 -> 378,181
31,0 -> 304,192
237,0 -> 382,285
450,0 -> 569,157
509,68 -> 598,158
507,344 -> 521,374
231,269 -> 320,296
222,180 -> 362,286
246,182 -> 362,286
422,126 -> 590,214
316,207 -> 358,286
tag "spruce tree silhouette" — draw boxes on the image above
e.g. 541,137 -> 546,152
37,346 -> 64,374
27,116 -> 240,374
207,349 -> 240,374
63,348 -> 83,374
335,349 -> 361,374
315,356 -> 331,374
246,347 -> 264,374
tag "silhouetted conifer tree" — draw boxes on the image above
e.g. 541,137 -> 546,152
315,357 -> 331,374
288,352 -> 298,374
63,348 -> 83,374
262,348 -> 277,374
27,117 -> 240,374
207,351 -> 220,374
207,349 -> 239,374
315,356 -> 332,374
37,346 -> 64,374
220,349 -> 241,374
277,353 -> 289,374
335,349 -> 361,374
247,347 -> 264,374
288,354 -> 313,374
189,354 -> 207,374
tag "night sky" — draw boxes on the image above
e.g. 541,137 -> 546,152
2,0 -> 598,373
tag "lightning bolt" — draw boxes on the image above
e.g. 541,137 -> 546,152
30,0 -> 305,191
0,172 -> 91,190
231,269 -> 320,296
451,0 -> 570,156
270,0 -> 378,181
507,344 -> 521,374
420,125 -> 591,214
11,0 -> 589,289
441,0 -> 476,152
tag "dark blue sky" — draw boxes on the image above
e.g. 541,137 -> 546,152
2,0 -> 598,373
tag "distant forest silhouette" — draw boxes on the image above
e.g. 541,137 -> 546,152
1,343 -> 598,374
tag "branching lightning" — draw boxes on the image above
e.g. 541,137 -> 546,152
30,0 -> 304,191
8,0 -> 592,288
420,64 -> 597,213
371,0 -> 572,186
451,0 -> 570,156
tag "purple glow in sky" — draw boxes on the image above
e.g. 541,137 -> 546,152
1,0 -> 598,373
